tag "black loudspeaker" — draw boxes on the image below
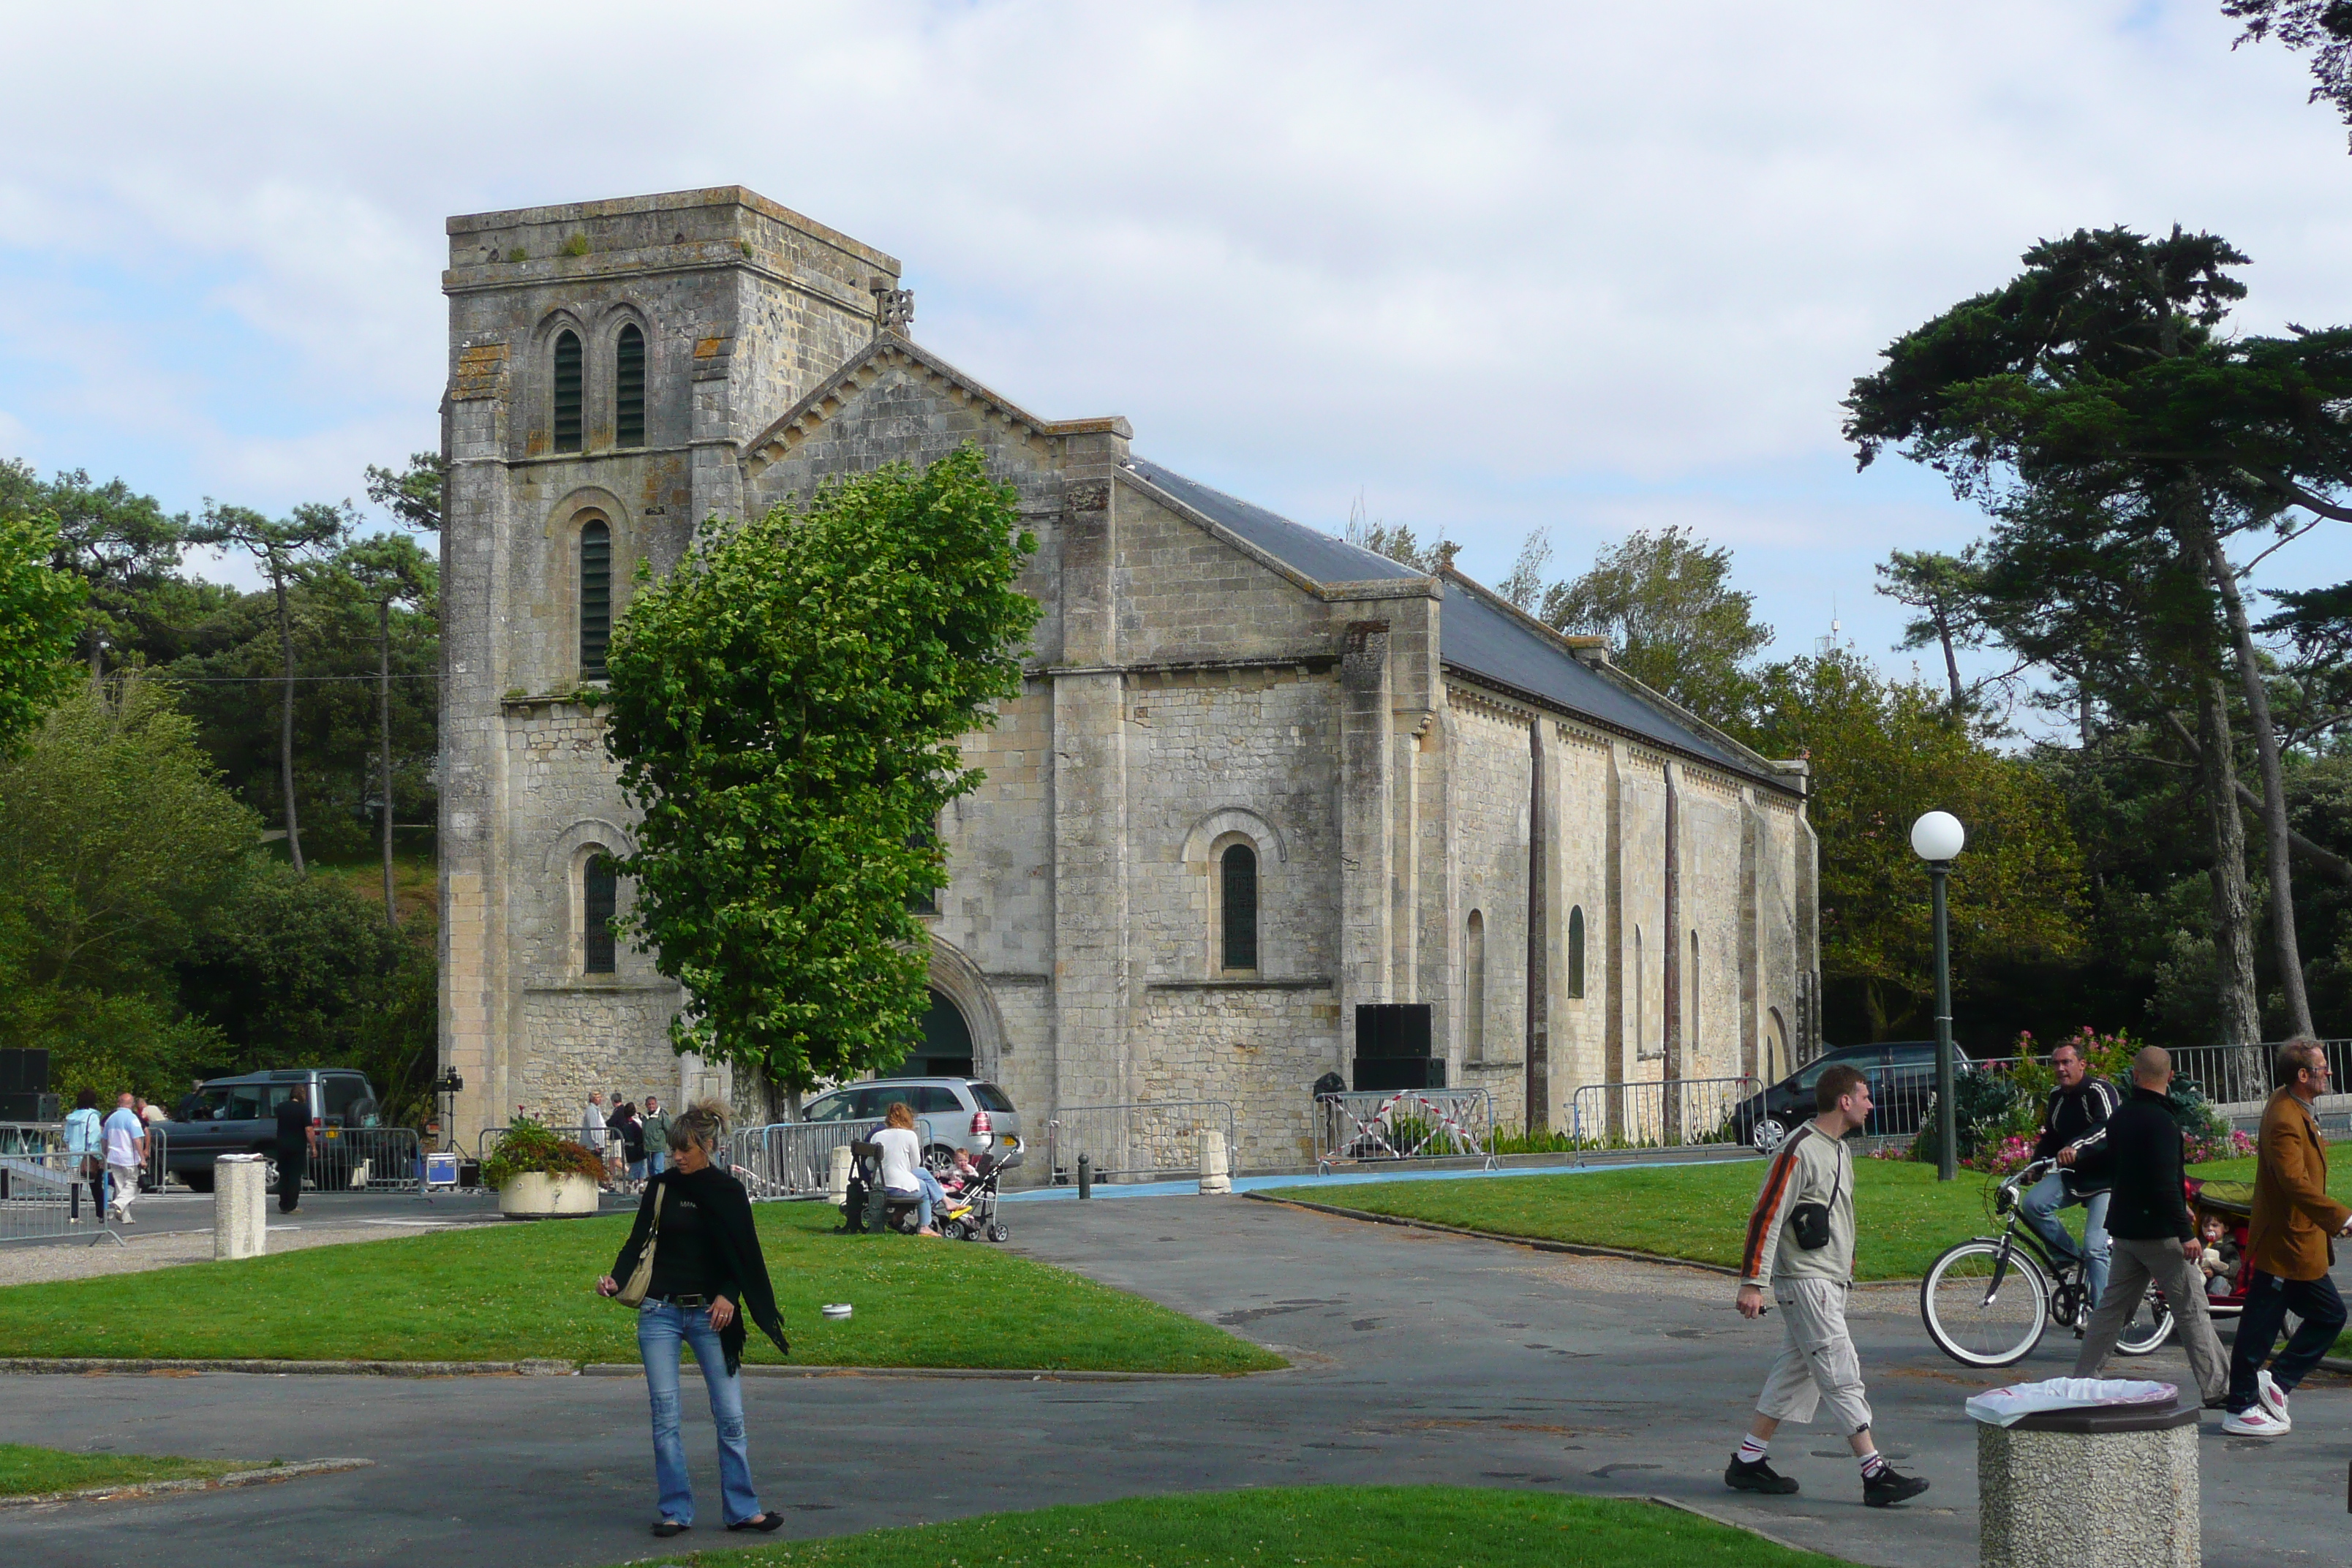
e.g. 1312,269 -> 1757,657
0,1049 -> 48,1098
1353,1057 -> 1448,1093
1354,1004 -> 1433,1060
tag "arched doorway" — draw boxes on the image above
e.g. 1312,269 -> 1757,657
878,989 -> 975,1079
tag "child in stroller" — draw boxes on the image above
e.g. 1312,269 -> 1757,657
843,1135 -> 1021,1241
2186,1176 -> 2254,1318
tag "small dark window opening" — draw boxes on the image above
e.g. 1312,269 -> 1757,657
578,520 -> 611,677
614,324 -> 645,448
1221,843 -> 1259,970
552,330 -> 583,453
584,854 -> 617,974
1567,905 -> 1586,999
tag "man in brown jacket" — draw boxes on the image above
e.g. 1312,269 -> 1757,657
2222,1038 -> 2352,1438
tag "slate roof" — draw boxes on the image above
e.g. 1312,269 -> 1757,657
1126,456 -> 1784,789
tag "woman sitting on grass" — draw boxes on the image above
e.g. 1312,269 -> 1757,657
597,1099 -> 791,1539
873,1101 -> 949,1236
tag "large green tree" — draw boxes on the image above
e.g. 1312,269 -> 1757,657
0,488 -> 87,753
1740,651 -> 2087,1041
1539,525 -> 1771,725
0,462 -> 186,682
603,447 -> 1039,1093
330,532 -> 438,924
1844,225 -> 2352,1040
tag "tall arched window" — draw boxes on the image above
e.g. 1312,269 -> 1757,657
614,324 -> 646,448
1635,924 -> 1649,1059
552,330 -> 584,453
1567,905 -> 1586,1000
578,520 -> 611,678
584,853 -> 617,974
1220,843 -> 1258,971
1465,911 -> 1487,1060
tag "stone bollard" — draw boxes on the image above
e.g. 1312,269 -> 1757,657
826,1144 -> 853,1206
214,1154 -> 268,1262
1977,1401 -> 2198,1567
1198,1128 -> 1232,1195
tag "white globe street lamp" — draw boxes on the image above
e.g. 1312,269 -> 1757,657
1911,811 -> 1966,1180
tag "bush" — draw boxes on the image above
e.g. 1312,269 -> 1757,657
479,1117 -> 606,1191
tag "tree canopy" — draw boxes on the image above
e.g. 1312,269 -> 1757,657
603,446 -> 1039,1092
1538,524 -> 1771,723
0,489 -> 89,753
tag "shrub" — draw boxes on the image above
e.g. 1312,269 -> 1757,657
479,1116 -> 605,1190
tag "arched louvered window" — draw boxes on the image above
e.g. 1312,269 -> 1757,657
552,330 -> 584,453
1567,906 -> 1586,999
614,324 -> 645,448
584,853 -> 617,974
578,519 -> 611,678
1690,930 -> 1701,1050
1466,911 -> 1486,1060
1220,843 -> 1259,971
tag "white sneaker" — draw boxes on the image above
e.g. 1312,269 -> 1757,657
2222,1406 -> 2291,1438
2257,1369 -> 2291,1425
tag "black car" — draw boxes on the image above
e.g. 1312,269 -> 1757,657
1727,1040 -> 1975,1151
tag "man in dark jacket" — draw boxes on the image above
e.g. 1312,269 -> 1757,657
2022,1039 -> 2121,1316
2069,1046 -> 2227,1405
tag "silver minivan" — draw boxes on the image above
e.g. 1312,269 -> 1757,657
799,1077 -> 1022,1169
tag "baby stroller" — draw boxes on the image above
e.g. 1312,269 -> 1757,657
2186,1176 -> 2253,1319
938,1137 -> 1021,1243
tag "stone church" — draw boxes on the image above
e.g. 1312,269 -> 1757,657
437,186 -> 1822,1165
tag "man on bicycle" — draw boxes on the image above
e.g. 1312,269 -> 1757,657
2024,1039 -> 2119,1322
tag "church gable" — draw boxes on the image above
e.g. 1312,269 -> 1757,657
1110,475 -> 1343,668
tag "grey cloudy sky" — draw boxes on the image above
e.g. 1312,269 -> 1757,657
4,1 -> 2350,696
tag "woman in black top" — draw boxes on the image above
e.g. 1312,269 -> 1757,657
616,1101 -> 648,1187
597,1100 -> 790,1539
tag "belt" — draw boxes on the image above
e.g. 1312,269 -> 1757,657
650,1294 -> 712,1309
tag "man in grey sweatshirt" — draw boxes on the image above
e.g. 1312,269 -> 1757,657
1726,1062 -> 1929,1507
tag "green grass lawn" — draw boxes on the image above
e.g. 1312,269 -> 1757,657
0,1441 -> 266,1498
0,1202 -> 1281,1373
655,1485 -> 1846,1568
1263,1151 -> 2352,1283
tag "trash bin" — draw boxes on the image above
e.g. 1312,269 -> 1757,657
1971,1379 -> 2198,1568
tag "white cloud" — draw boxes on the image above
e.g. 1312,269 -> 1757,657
0,0 -> 2346,649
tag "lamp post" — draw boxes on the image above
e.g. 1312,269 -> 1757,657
1910,811 -> 1966,1181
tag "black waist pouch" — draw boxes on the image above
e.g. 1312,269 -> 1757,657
1789,1158 -> 1844,1251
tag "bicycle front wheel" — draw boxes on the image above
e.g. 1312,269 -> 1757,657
1922,1239 -> 2050,1368
2111,1286 -> 2176,1358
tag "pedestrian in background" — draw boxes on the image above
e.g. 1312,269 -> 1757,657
135,1094 -> 165,1130
618,1101 -> 648,1188
62,1089 -> 104,1222
102,1093 -> 145,1223
642,1096 -> 671,1177
595,1100 -> 790,1539
2068,1046 -> 2228,1406
2222,1038 -> 2352,1438
1725,1063 -> 1929,1507
274,1088 -> 315,1214
581,1091 -> 609,1182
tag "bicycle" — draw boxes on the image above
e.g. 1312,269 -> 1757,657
1919,1156 -> 2174,1368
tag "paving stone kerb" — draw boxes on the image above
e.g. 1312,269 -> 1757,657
1976,1403 -> 2200,1568
0,1458 -> 374,1512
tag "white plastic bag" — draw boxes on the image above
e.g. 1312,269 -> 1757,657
1964,1376 -> 2177,1428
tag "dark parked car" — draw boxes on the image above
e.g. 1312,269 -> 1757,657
1727,1041 -> 1975,1152
165,1069 -> 380,1191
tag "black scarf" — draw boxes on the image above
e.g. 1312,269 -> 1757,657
609,1164 -> 791,1373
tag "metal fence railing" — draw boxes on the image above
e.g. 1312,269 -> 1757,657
1049,1101 -> 1240,1184
1565,1077 -> 1763,1153
2167,1040 -> 2352,1109
308,1126 -> 423,1192
0,1148 -> 118,1242
729,1118 -> 936,1199
0,1121 -> 64,1156
1313,1090 -> 1495,1174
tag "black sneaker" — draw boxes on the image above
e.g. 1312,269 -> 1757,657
1725,1456 -> 1800,1494
1863,1466 -> 1929,1507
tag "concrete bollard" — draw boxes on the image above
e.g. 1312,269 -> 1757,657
215,1154 -> 268,1262
826,1144 -> 853,1205
1977,1401 -> 2198,1567
1198,1128 -> 1232,1195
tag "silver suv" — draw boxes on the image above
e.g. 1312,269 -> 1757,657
799,1077 -> 1022,1168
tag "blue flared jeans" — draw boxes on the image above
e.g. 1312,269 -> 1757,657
636,1300 -> 761,1527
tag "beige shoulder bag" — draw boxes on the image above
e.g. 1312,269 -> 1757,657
615,1184 -> 667,1308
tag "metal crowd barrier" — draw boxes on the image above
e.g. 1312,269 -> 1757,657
0,1121 -> 64,1156
0,1148 -> 118,1242
1565,1076 -> 1762,1153
729,1118 -> 936,1200
2167,1039 -> 2352,1109
307,1126 -> 423,1192
1047,1101 -> 1239,1184
1312,1090 -> 1495,1175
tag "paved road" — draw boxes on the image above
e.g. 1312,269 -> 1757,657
1,1194 -> 2345,1567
